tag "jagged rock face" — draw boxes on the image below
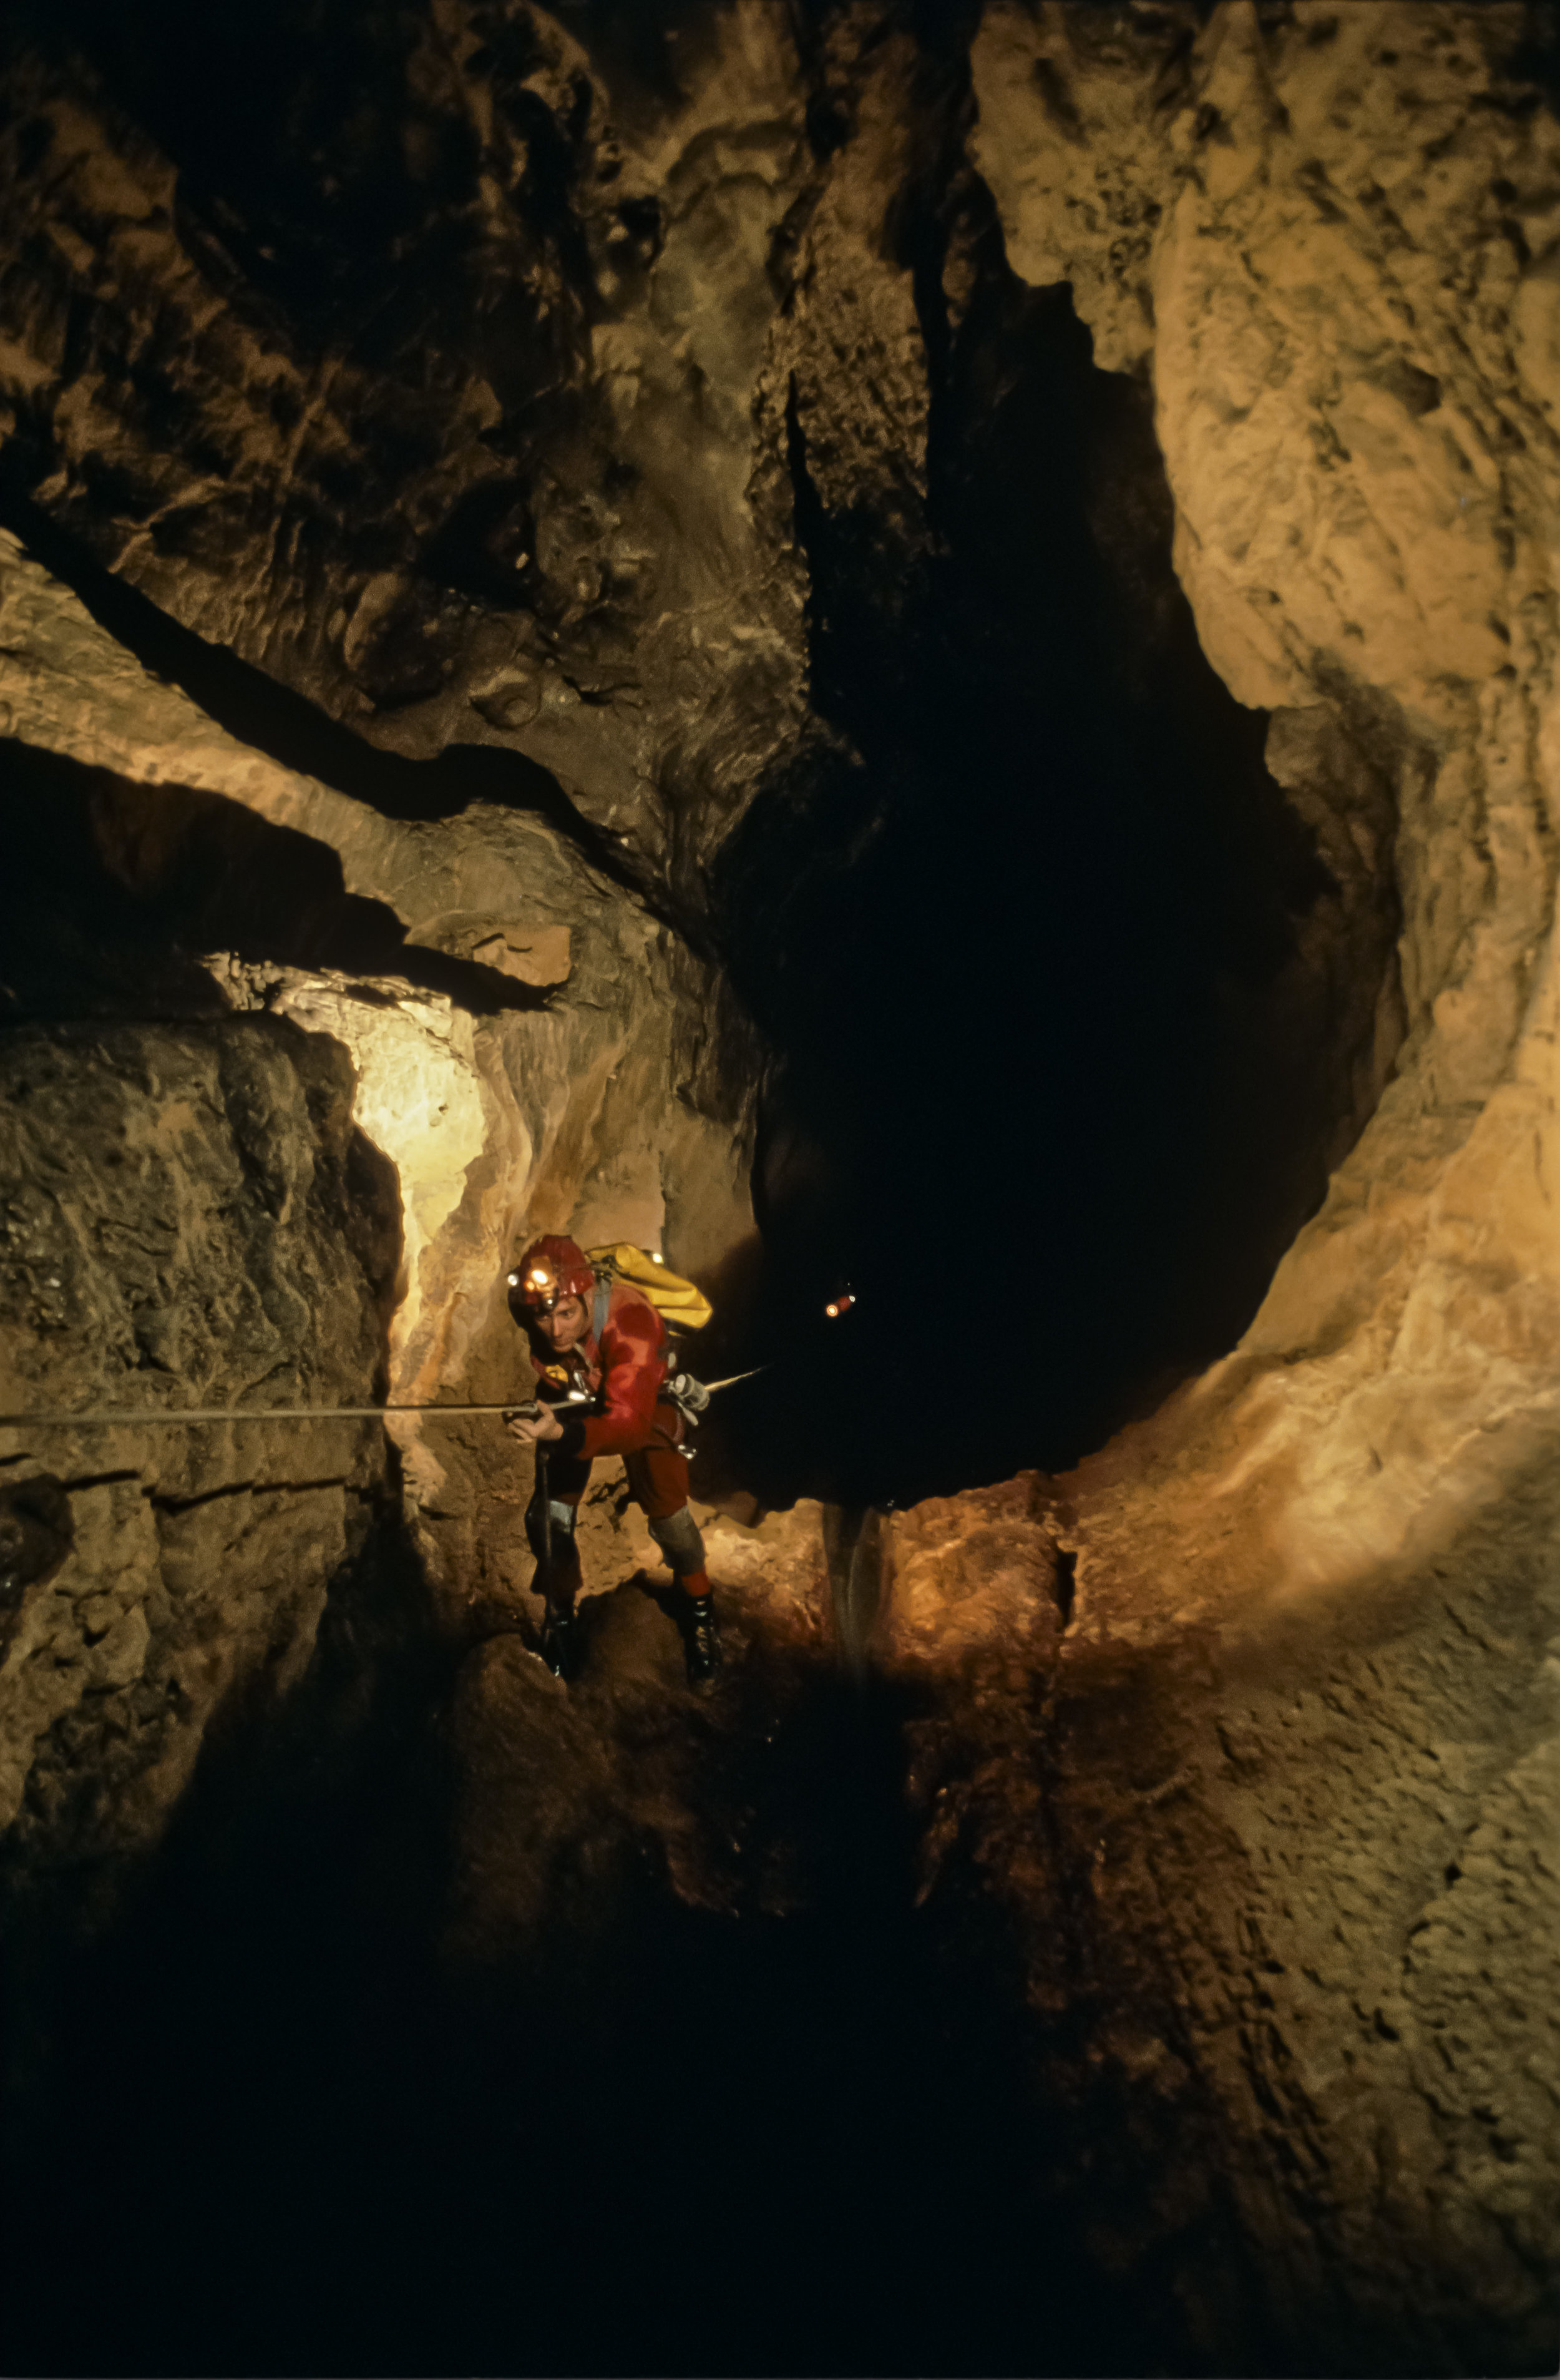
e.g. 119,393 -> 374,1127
0,519 -> 758,1645
971,0 -> 1560,1562
0,0 -> 812,886
0,0 -> 1404,1475
0,1016 -> 399,1892
447,1471 -> 1066,1944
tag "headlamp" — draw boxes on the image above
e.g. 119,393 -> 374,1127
509,1260 -> 563,1313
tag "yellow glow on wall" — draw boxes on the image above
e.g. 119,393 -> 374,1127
263,979 -> 489,1383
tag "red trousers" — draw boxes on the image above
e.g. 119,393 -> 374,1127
534,1402 -> 707,1600
547,1401 -> 690,1520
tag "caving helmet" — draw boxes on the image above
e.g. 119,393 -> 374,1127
508,1234 -> 595,1316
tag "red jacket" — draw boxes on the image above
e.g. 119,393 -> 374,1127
523,1278 -> 673,1461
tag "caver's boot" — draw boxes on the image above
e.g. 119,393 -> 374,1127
683,1589 -> 721,1688
540,1597 -> 582,1683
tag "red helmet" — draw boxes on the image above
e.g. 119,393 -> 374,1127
508,1234 -> 595,1314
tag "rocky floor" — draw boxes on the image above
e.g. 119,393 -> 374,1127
0,1486 -> 1155,2380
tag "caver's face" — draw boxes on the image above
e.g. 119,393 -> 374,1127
535,1293 -> 588,1351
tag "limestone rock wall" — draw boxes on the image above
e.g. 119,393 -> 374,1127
1031,1472 -> 1560,2376
0,1015 -> 400,1893
972,0 -> 1560,1564
0,0 -> 978,1606
0,0 -> 812,886
963,6 -> 1560,2366
0,0 -> 987,911
0,521 -> 757,1637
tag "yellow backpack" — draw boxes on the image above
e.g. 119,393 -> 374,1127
585,1244 -> 713,1335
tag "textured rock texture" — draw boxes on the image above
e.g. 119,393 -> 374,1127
447,1492 -> 829,1943
0,0 -> 812,886
0,522 -> 757,1632
450,1469 -> 1070,1956
0,1016 -> 399,1890
963,6 -> 1560,2368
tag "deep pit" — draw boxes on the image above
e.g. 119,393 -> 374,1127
712,271 -> 1401,1506
1,6 -> 1558,2379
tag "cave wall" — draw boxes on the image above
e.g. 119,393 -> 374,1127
0,0 -> 813,889
0,1014 -> 400,1896
0,512 -> 758,1923
944,7 -> 1560,2368
973,0 -> 1560,1572
0,517 -> 756,1626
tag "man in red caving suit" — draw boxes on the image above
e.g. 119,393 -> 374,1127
505,1233 -> 719,1687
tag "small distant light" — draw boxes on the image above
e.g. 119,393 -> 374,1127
651,1252 -> 664,1265
825,1301 -> 839,1318
507,1271 -> 520,1286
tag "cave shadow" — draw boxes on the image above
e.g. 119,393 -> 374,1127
0,456 -> 656,903
0,738 -> 558,1021
0,1522 -> 1175,2380
399,1648 -> 1176,2380
0,1499 -> 461,2380
11,1441 -> 1553,2380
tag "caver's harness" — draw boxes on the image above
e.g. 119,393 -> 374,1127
580,1251 -> 713,1432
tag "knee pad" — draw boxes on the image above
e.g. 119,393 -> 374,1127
525,1491 -> 578,1562
647,1506 -> 706,1576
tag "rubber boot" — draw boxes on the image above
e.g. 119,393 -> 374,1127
540,1597 -> 581,1683
683,1590 -> 721,1688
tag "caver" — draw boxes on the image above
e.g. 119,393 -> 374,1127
505,1233 -> 720,1687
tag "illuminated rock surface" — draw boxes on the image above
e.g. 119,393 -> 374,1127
0,1018 -> 399,1873
0,5 -> 1556,2377
963,12 -> 1560,2366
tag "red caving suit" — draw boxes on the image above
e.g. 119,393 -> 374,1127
512,1274 -> 695,1593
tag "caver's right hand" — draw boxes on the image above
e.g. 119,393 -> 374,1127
505,1404 -> 563,1446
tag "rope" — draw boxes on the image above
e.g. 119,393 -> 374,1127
0,1370 -> 768,1429
0,1401 -> 529,1428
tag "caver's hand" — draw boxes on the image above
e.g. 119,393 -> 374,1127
505,1405 -> 563,1445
